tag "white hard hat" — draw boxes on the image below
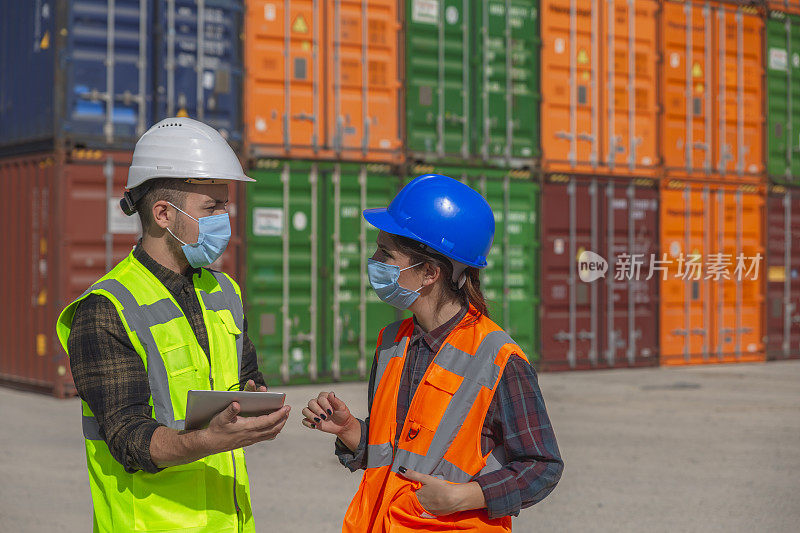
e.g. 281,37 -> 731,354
126,117 -> 254,189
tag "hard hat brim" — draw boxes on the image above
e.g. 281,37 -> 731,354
363,207 -> 487,268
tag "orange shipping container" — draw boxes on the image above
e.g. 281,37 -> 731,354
540,0 -> 659,177
244,0 -> 402,162
659,180 -> 765,366
661,1 -> 764,182
768,1 -> 800,16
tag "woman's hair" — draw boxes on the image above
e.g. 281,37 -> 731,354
388,234 -> 489,322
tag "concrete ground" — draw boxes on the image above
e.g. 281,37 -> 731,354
1,361 -> 798,533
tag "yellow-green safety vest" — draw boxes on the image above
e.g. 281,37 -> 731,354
56,250 -> 255,533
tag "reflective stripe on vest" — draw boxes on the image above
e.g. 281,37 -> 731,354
367,325 -> 513,482
78,272 -> 244,438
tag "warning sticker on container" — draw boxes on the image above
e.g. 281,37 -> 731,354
412,0 -> 439,24
253,207 -> 283,236
292,14 -> 309,34
108,199 -> 142,234
770,48 -> 788,72
768,266 -> 786,282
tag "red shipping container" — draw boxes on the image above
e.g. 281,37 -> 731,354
766,185 -> 800,360
540,175 -> 660,371
0,150 -> 243,397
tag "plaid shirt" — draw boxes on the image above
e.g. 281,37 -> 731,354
67,244 -> 265,474
336,305 -> 563,518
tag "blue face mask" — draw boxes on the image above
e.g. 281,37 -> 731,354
166,201 -> 231,268
367,259 -> 424,309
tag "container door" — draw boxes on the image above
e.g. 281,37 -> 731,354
766,13 -> 800,183
64,0 -> 152,146
474,0 -> 540,166
541,0 -> 600,172
472,171 -> 540,363
600,182 -> 659,368
156,0 -> 243,143
710,188 -> 764,362
714,5 -> 763,179
603,0 -> 658,175
766,191 -> 788,358
541,178 -> 600,370
406,0 -> 471,159
246,161 -> 322,384
327,163 -> 398,381
244,1 -> 323,157
661,1 -> 713,177
0,1 -> 56,149
660,185 -> 710,365
326,0 -> 401,162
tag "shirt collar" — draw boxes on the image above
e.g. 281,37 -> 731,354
411,304 -> 469,353
133,240 -> 200,294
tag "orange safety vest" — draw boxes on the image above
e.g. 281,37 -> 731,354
342,306 -> 528,532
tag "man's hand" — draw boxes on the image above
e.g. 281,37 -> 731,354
150,401 -> 291,468
243,379 -> 267,392
399,468 -> 486,516
203,401 -> 291,452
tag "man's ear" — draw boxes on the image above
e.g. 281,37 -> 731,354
151,200 -> 173,230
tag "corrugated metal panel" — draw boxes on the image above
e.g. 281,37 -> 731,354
405,164 -> 541,362
405,0 -> 472,162
0,0 -> 243,153
766,11 -> 800,184
540,0 -> 659,177
0,149 -> 243,396
473,0 -> 541,166
540,174 -> 659,371
324,163 -> 399,380
154,0 -> 245,144
766,185 -> 800,360
0,0 -> 152,151
660,1 -> 764,182
244,160 -> 399,384
243,1 -> 402,162
659,179 -> 765,365
405,0 -> 541,166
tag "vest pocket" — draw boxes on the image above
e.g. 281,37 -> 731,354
132,463 -> 207,530
411,367 -> 463,431
162,342 -> 197,377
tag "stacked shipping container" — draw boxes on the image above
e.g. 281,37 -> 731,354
766,6 -> 800,360
6,0 -> 798,394
0,0 -> 246,395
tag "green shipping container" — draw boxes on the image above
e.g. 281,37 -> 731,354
767,11 -> 800,183
405,0 -> 541,166
405,165 -> 541,362
473,0 -> 541,165
245,160 -> 399,384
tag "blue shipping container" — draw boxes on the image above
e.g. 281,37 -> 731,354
0,0 -> 242,153
154,0 -> 243,144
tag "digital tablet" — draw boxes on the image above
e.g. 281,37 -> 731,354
184,390 -> 286,430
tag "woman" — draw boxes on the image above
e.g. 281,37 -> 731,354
302,174 -> 563,531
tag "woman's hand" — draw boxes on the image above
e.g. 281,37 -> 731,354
301,392 -> 361,450
399,468 -> 486,516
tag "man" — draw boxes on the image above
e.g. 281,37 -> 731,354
56,117 -> 290,533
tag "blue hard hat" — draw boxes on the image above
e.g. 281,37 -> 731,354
363,174 -> 495,268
